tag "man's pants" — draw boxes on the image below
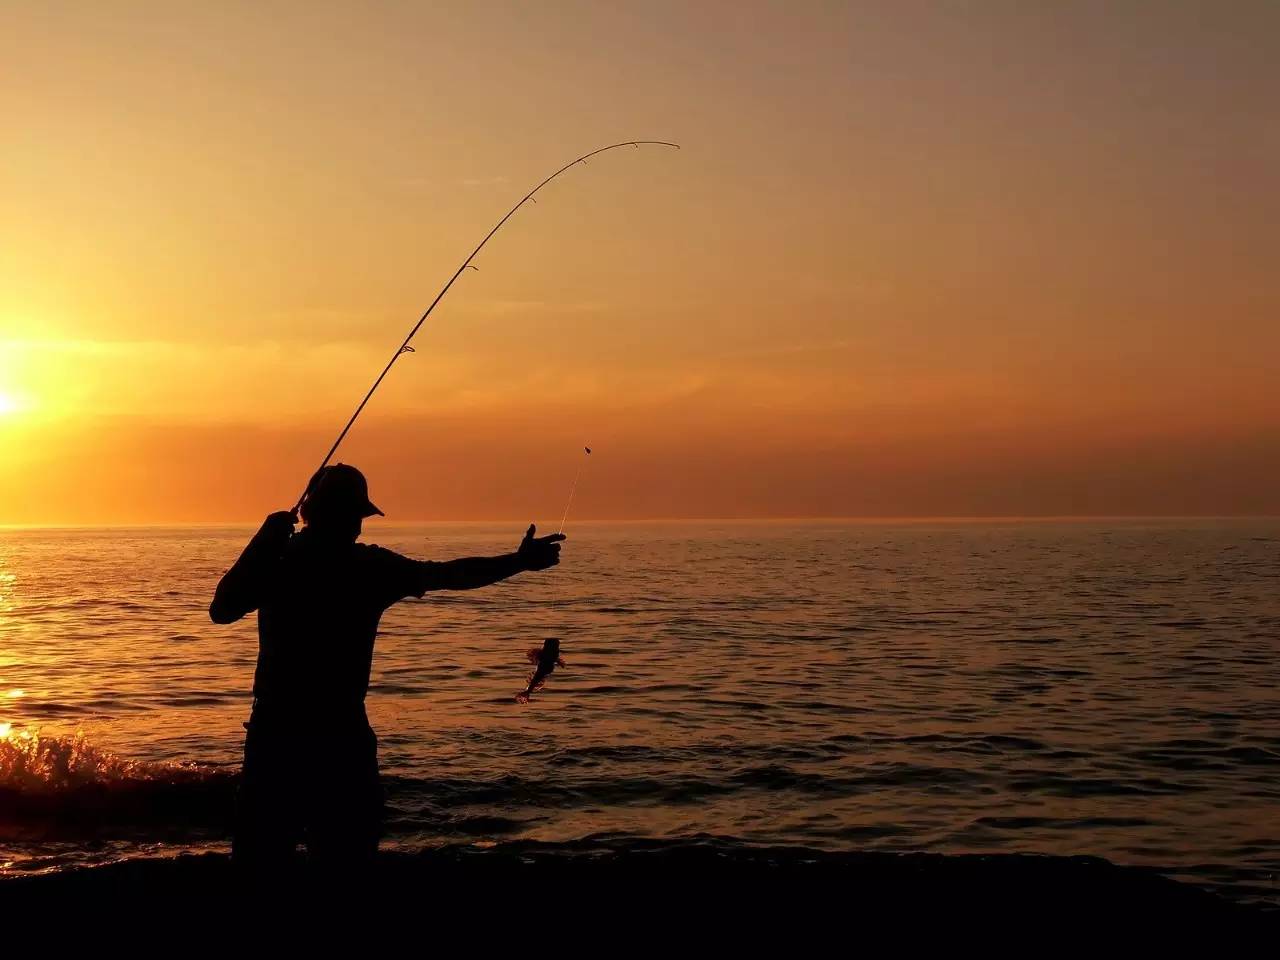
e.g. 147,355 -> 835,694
232,711 -> 383,875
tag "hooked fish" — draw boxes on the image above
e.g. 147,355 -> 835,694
516,637 -> 564,704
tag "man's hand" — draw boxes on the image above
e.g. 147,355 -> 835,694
258,510 -> 298,548
211,510 -> 295,625
263,512 -> 298,535
265,509 -> 298,531
517,523 -> 566,571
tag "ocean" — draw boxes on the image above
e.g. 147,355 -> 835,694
1,519 -> 1277,907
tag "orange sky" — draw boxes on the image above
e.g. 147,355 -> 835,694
2,2 -> 1277,524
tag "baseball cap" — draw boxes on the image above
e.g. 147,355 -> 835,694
302,463 -> 384,519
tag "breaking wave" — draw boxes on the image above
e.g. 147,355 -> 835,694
0,729 -> 236,846
0,728 -> 218,792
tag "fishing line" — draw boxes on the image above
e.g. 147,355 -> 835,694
295,141 -> 679,513
516,445 -> 592,704
558,446 -> 592,535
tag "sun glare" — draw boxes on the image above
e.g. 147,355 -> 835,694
0,393 -> 21,416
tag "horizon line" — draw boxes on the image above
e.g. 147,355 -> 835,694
3,513 -> 1278,531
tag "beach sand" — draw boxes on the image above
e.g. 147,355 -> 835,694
1,839 -> 1272,935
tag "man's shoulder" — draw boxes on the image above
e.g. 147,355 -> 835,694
354,542 -> 417,567
355,541 -> 398,556
354,542 -> 428,601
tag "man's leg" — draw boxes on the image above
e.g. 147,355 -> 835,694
305,723 -> 383,874
233,721 -> 302,878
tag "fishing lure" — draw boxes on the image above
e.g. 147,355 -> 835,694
516,637 -> 565,704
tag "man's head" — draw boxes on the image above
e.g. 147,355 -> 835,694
299,463 -> 383,539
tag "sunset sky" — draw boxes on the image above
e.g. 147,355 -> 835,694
2,1 -> 1277,524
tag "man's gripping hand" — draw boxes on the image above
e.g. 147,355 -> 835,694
258,510 -> 298,548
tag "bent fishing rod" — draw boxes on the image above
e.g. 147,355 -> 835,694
293,140 -> 680,514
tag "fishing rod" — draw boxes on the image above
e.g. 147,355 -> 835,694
294,140 -> 680,513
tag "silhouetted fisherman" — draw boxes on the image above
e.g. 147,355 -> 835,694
209,463 -> 565,876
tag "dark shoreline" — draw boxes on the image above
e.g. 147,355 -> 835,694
2,839 -> 1274,932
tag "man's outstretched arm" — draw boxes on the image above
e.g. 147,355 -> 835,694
419,523 -> 565,592
210,511 -> 295,623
